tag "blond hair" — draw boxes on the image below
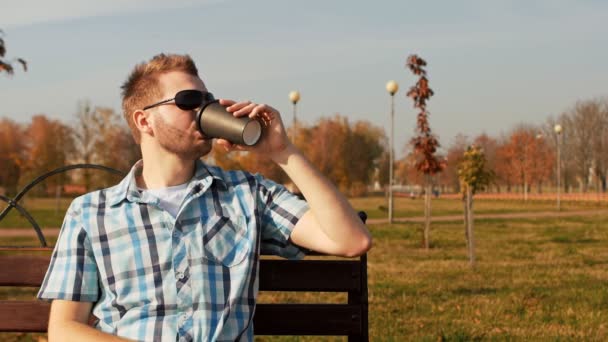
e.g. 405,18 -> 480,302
121,53 -> 199,143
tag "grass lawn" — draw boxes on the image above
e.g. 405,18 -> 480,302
1,196 -> 605,229
350,196 -> 606,220
2,211 -> 607,341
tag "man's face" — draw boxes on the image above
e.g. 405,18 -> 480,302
149,71 -> 212,159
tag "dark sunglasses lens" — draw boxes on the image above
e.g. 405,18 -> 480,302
175,90 -> 204,110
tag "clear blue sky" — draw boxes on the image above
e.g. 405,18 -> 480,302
1,0 -> 606,157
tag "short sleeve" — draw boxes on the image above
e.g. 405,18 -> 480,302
256,175 -> 310,259
37,198 -> 99,302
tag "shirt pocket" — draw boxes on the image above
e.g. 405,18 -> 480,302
200,215 -> 250,267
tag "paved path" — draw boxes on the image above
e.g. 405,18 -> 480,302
2,209 -> 608,237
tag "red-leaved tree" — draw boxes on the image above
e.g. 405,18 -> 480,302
406,54 -> 445,249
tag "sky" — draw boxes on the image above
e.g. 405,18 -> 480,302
1,0 -> 607,157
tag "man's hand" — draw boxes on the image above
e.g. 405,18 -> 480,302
215,99 -> 291,160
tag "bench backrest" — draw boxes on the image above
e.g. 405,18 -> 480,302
0,251 -> 368,341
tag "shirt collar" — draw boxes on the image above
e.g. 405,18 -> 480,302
108,159 -> 227,207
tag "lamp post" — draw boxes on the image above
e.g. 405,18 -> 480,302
289,91 -> 300,139
386,80 -> 398,224
554,124 -> 563,211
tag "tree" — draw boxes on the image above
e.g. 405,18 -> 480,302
22,115 -> 75,195
91,107 -> 140,187
0,29 -> 27,76
72,101 -> 99,191
346,121 -> 385,196
72,103 -> 140,189
442,134 -> 470,193
406,54 -> 445,249
497,126 -> 551,199
561,100 -> 602,192
473,134 -> 499,191
458,145 -> 493,268
0,119 -> 26,195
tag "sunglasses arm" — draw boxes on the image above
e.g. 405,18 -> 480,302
143,98 -> 175,111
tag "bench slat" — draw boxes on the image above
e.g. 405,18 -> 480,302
0,301 -> 50,332
259,259 -> 360,292
254,304 -> 362,335
0,256 -> 362,292
0,255 -> 50,286
0,301 -> 360,336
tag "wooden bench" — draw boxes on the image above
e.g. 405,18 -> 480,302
0,215 -> 369,340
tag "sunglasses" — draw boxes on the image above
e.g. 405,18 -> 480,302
143,90 -> 215,111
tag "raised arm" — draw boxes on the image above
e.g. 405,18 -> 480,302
216,99 -> 372,257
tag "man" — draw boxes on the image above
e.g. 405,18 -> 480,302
38,53 -> 372,341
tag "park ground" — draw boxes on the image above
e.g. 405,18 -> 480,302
1,197 -> 607,341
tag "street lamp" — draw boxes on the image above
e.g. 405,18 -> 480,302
386,80 -> 398,224
289,91 -> 300,139
554,124 -> 563,211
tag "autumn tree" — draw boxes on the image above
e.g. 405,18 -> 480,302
211,115 -> 385,197
72,103 -> 139,190
406,54 -> 445,249
498,125 -> 556,197
458,145 -> 493,268
22,115 -> 75,195
472,134 -> 500,192
0,29 -> 27,75
90,107 -> 140,187
442,134 -> 470,193
346,121 -> 386,196
0,119 -> 26,195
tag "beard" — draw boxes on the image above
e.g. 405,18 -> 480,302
155,115 -> 212,160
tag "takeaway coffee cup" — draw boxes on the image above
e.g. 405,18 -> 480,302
196,100 -> 262,146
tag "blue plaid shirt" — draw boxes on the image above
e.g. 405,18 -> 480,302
38,160 -> 309,341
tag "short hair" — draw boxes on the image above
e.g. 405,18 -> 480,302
121,53 -> 199,143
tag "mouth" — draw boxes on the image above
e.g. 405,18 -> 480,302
194,131 -> 208,140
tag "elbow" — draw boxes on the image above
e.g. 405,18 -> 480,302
344,234 -> 373,258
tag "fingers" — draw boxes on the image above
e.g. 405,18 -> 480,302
218,99 -> 236,106
226,100 -> 253,115
216,139 -> 246,152
250,104 -> 276,126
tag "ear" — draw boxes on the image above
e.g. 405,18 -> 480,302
133,109 -> 154,137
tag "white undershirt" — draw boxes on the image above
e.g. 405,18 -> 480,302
140,182 -> 190,218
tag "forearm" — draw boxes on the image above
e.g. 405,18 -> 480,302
49,320 -> 134,342
272,144 -> 372,254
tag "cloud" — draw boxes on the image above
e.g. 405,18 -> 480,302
0,0 -> 223,28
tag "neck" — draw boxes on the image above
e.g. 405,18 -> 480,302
138,143 -> 196,190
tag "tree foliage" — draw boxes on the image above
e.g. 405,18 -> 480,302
0,29 -> 27,76
210,114 -> 385,196
406,54 -> 445,175
0,119 -> 26,195
21,115 -> 75,194
458,145 -> 493,195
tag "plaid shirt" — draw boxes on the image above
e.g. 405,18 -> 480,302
38,160 -> 309,341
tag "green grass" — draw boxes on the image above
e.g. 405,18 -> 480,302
1,196 -> 604,229
350,196 -> 605,220
2,202 -> 608,340
0,197 -> 73,229
256,214 -> 608,341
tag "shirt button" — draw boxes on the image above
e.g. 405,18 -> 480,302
176,272 -> 184,280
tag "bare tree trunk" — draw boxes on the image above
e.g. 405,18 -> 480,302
424,175 -> 431,250
463,193 -> 468,241
466,186 -> 476,268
